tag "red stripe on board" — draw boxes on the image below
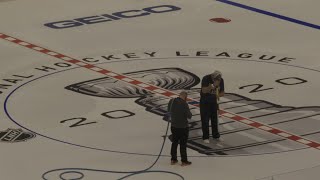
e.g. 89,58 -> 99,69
0,34 -> 8,38
145,86 -> 158,91
54,54 -> 65,58
130,80 -> 142,85
25,44 -> 37,48
268,129 -> 283,134
83,64 -> 95,68
231,116 -> 246,121
40,49 -> 51,53
98,69 -> 110,74
12,39 -> 22,43
219,110 -> 227,114
287,135 -> 301,141
307,142 -> 320,148
67,59 -> 81,64
114,75 -> 126,80
250,122 -> 262,128
162,91 -> 176,97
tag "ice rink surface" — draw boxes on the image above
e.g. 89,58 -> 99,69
0,0 -> 320,179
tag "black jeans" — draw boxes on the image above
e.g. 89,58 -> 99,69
200,101 -> 220,140
170,126 -> 189,162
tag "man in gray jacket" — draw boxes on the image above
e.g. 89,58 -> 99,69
168,91 -> 192,166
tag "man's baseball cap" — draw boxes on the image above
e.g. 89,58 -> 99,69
211,70 -> 222,80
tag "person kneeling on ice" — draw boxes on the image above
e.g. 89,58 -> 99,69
167,91 -> 192,166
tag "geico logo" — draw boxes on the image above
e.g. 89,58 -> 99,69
44,5 -> 181,29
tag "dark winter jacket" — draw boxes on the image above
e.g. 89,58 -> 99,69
168,97 -> 192,128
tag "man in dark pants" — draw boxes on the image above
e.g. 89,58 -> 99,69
200,71 -> 224,144
168,91 -> 192,166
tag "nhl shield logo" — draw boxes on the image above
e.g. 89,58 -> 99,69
0,128 -> 36,142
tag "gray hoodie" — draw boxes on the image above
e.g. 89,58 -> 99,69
168,97 -> 192,128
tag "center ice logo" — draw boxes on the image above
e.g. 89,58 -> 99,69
65,68 -> 320,155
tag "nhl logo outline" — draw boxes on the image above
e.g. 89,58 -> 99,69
0,128 -> 36,143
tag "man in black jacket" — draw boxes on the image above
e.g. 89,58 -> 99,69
168,91 -> 192,166
200,70 -> 224,144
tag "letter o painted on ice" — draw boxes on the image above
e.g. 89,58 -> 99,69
143,5 -> 181,13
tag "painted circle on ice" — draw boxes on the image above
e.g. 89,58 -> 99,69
4,51 -> 320,156
210,18 -> 231,23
